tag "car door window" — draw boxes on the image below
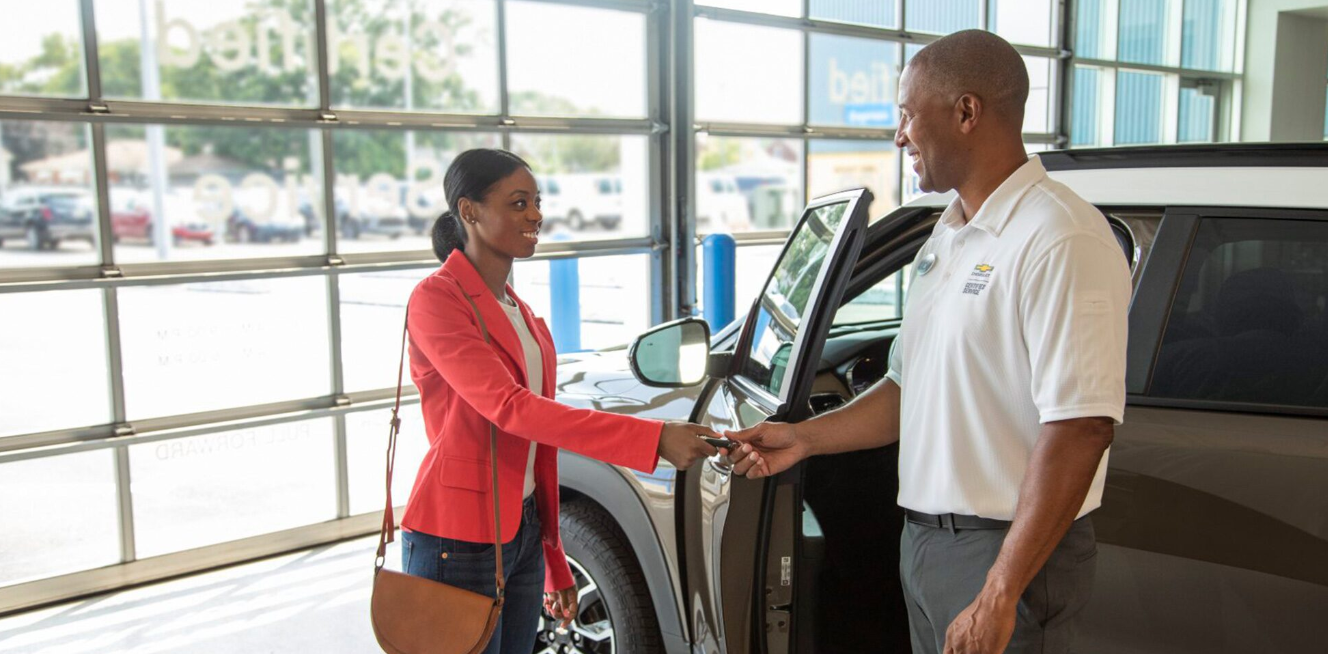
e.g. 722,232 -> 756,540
833,264 -> 913,325
738,201 -> 849,398
1149,217 -> 1328,408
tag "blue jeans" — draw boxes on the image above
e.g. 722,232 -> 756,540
402,495 -> 546,654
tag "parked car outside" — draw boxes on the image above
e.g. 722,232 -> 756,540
0,187 -> 96,251
697,173 -> 753,232
533,144 -> 1328,654
543,173 -> 622,231
225,207 -> 303,244
109,192 -> 214,246
298,192 -> 408,240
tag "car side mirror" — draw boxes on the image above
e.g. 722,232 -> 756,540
629,318 -> 711,387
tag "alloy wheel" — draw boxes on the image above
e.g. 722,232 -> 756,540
534,555 -> 614,654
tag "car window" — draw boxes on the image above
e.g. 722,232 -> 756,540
833,264 -> 913,325
1149,217 -> 1328,408
738,201 -> 849,398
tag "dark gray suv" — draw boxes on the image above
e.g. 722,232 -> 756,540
537,144 -> 1328,654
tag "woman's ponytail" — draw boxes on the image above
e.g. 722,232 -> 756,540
431,209 -> 466,262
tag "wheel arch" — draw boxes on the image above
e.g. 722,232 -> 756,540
558,452 -> 688,654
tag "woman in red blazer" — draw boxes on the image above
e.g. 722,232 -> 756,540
402,148 -> 720,654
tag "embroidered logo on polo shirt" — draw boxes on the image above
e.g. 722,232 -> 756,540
963,263 -> 994,296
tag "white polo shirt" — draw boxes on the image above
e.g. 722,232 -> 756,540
886,156 -> 1131,520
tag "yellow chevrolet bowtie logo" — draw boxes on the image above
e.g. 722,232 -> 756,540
974,264 -> 994,273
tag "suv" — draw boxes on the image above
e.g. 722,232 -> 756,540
0,187 -> 96,251
538,144 -> 1327,654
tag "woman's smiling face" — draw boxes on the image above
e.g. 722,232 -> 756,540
461,166 -> 544,260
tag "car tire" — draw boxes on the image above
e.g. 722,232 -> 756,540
537,499 -> 664,654
567,210 -> 586,231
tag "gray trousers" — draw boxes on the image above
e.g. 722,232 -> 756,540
900,516 -> 1097,654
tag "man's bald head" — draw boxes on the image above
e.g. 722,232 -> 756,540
906,30 -> 1029,128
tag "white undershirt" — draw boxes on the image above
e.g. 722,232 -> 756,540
499,299 -> 543,499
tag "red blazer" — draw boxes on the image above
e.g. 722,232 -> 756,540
402,253 -> 663,592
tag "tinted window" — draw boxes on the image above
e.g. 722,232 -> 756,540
1150,218 -> 1328,408
739,201 -> 848,398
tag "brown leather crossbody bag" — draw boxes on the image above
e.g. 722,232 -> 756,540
370,287 -> 505,654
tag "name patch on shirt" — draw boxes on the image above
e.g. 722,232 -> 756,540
962,264 -> 994,296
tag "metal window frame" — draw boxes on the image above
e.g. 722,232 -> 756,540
1064,0 -> 1245,148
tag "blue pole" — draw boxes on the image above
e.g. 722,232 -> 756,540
550,234 -> 582,352
702,233 -> 736,331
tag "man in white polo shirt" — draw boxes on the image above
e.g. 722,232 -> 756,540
724,30 -> 1131,654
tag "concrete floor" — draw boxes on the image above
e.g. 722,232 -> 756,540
0,534 -> 393,654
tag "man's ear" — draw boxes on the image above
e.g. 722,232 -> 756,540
956,93 -> 982,134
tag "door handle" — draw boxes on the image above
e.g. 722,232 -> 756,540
707,452 -> 734,476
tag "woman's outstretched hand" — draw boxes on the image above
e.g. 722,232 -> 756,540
657,422 -> 721,469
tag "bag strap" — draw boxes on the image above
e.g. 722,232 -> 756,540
375,282 -> 506,604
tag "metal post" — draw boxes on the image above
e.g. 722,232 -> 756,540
701,233 -> 735,330
550,235 -> 582,352
671,0 -> 696,319
137,0 -> 171,261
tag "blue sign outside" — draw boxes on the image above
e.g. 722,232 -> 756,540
844,103 -> 895,128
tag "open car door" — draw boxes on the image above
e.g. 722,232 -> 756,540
680,189 -> 872,654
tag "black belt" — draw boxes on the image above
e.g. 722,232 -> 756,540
905,509 -> 1012,531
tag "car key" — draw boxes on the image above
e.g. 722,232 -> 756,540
701,436 -> 739,450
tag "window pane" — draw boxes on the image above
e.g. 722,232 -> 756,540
696,136 -> 803,234
328,0 -> 499,113
1119,0 -> 1174,66
808,140 -> 899,220
340,269 -> 429,394
990,0 -> 1054,47
1181,0 -> 1237,71
348,404 -> 428,516
507,2 -> 645,119
811,0 -> 898,29
905,0 -> 980,34
511,254 -> 650,352
1178,85 -> 1216,143
1071,65 -> 1109,146
1075,0 -> 1117,59
695,243 -> 784,324
130,419 -> 337,557
117,277 -> 330,420
0,290 -> 110,438
695,19 -> 803,125
509,134 -> 649,241
0,1 -> 86,97
1024,56 -> 1054,133
106,125 -> 323,264
809,34 -> 899,129
1115,70 -> 1165,145
699,0 -> 801,16
331,130 -> 501,254
0,451 -> 118,587
1151,219 -> 1328,408
95,0 -> 318,106
834,267 -> 908,325
0,121 -> 99,269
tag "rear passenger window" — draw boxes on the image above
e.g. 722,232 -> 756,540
1150,218 -> 1328,408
